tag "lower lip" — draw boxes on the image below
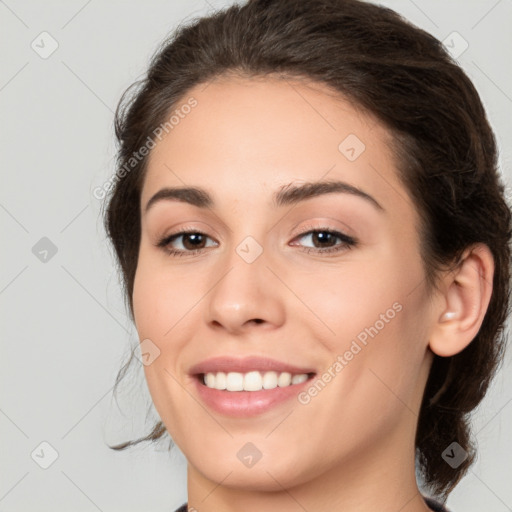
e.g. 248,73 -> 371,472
193,375 -> 315,417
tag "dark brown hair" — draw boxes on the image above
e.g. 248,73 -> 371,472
103,0 -> 512,499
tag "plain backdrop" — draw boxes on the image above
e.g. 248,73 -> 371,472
1,1 -> 511,511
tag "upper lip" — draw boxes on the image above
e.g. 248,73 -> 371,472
189,356 -> 316,376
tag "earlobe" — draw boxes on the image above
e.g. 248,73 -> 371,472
429,244 -> 494,357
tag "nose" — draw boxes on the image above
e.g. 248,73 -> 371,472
204,240 -> 286,335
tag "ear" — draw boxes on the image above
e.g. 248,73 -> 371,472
429,244 -> 494,357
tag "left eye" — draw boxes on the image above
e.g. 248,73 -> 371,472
292,229 -> 356,252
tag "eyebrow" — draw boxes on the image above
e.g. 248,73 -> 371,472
144,180 -> 384,214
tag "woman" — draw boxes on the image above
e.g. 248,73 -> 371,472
103,0 -> 511,510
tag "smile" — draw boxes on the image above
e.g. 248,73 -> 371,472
201,370 -> 312,391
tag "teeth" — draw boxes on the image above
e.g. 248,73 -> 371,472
291,373 -> 308,385
277,372 -> 291,387
202,371 -> 310,391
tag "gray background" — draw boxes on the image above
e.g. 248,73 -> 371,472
1,1 -> 511,511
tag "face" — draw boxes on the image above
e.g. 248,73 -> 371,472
133,75 -> 436,491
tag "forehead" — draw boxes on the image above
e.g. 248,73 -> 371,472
141,74 -> 410,216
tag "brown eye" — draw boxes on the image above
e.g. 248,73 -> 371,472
177,233 -> 208,250
293,229 -> 356,253
157,230 -> 218,256
305,231 -> 338,248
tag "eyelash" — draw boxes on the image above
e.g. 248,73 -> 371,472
156,226 -> 357,258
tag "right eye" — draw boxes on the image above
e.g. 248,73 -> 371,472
157,230 -> 218,257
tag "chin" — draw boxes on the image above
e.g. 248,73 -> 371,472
188,447 -> 318,492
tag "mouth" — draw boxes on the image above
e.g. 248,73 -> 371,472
196,370 -> 316,391
189,356 -> 317,417
192,372 -> 316,417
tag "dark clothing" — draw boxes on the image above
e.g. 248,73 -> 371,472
425,496 -> 450,511
174,496 -> 449,511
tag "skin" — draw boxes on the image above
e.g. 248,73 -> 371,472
132,75 -> 493,512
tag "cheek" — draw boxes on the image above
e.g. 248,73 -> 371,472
132,252 -> 199,339
132,255 -> 203,441
296,263 -> 410,344
132,266 -> 162,338
297,247 -> 430,384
